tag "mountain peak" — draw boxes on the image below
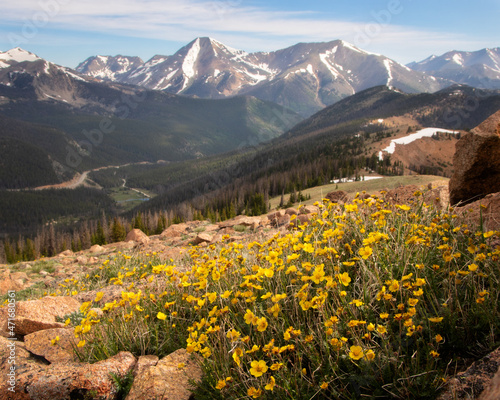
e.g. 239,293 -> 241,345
0,47 -> 42,65
337,40 -> 379,56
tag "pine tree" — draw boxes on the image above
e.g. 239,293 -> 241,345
111,217 -> 127,242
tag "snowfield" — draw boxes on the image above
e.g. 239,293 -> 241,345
379,128 -> 458,160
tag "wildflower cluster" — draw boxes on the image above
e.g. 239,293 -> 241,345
72,190 -> 500,399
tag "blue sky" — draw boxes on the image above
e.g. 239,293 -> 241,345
0,0 -> 498,68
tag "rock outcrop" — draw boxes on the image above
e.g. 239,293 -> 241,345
0,351 -> 136,400
126,349 -> 202,400
0,270 -> 31,295
0,296 -> 81,336
449,110 -> 500,205
438,347 -> 500,400
24,328 -> 77,363
454,192 -> 500,231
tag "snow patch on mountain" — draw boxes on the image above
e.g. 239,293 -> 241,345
379,128 -> 458,160
451,53 -> 464,66
43,61 -> 51,75
56,66 -> 86,82
384,59 -> 393,86
245,71 -> 267,84
182,38 -> 201,81
319,51 -> 339,78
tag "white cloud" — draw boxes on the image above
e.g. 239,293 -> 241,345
0,0 -> 492,63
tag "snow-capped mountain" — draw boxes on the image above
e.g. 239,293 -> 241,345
76,37 -> 450,116
0,47 -> 100,106
0,47 -> 42,66
75,55 -> 144,82
408,48 -> 500,89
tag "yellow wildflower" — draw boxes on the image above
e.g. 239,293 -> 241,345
250,360 -> 268,377
271,362 -> 283,371
257,317 -> 268,332
265,376 -> 276,391
215,380 -> 226,390
349,345 -> 364,360
157,312 -> 167,320
359,246 -> 373,259
337,272 -> 351,287
247,387 -> 262,398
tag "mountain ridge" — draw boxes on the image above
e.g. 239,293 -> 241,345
408,47 -> 500,89
74,37 -> 451,116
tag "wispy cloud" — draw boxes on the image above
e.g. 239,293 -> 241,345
0,0 -> 491,63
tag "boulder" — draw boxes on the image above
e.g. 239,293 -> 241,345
24,328 -> 76,363
126,349 -> 202,400
385,184 -> 420,205
285,208 -> 299,216
0,351 -> 136,400
58,249 -> 73,257
325,190 -> 350,204
75,256 -> 88,265
132,355 -> 159,378
161,223 -> 189,239
300,205 -> 320,215
0,269 -> 30,295
0,296 -> 80,336
75,285 -> 124,304
267,210 -> 285,222
290,214 -> 312,228
203,224 -> 220,233
218,216 -> 261,229
480,364 -> 500,400
0,335 -> 31,361
454,192 -> 500,231
439,347 -> 500,400
192,233 -> 213,245
449,110 -> 500,205
126,229 -> 150,244
274,214 -> 291,228
89,245 -> 105,253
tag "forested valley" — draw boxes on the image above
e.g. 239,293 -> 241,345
1,120 -> 402,264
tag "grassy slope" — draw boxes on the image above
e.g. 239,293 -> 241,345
270,175 -> 450,208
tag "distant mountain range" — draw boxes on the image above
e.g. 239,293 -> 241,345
76,37 -> 451,116
0,47 -> 302,189
408,48 -> 500,90
1,41 -> 500,191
